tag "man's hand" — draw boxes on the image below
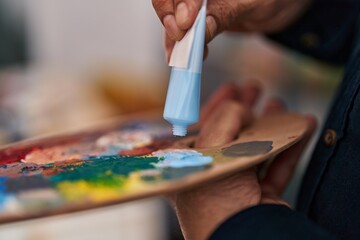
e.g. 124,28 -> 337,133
152,0 -> 312,62
169,83 -> 316,240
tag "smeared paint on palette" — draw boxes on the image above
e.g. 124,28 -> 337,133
222,141 -> 273,157
0,113 -> 308,223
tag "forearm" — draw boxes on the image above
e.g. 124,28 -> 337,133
267,0 -> 360,65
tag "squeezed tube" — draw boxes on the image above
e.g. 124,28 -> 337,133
163,4 -> 206,136
164,68 -> 201,136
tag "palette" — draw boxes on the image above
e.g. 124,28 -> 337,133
0,112 -> 308,224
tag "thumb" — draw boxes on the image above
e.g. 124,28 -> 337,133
206,1 -> 260,43
174,0 -> 218,45
173,0 -> 236,44
205,1 -> 241,43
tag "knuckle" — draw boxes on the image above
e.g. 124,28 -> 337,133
151,0 -> 163,9
221,99 -> 242,112
220,100 -> 252,122
185,0 -> 202,10
209,0 -> 240,30
151,0 -> 158,9
152,0 -> 173,18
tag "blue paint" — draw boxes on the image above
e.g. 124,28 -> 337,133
163,4 -> 207,137
153,150 -> 213,168
0,177 -> 8,209
5,176 -> 52,193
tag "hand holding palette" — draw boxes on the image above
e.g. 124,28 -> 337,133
0,112 -> 308,223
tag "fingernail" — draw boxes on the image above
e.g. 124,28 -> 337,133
163,14 -> 182,41
176,2 -> 189,28
206,16 -> 217,43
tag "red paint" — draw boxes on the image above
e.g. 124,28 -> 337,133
0,147 -> 35,165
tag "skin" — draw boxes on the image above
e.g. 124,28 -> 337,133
168,83 -> 317,240
152,0 -> 313,62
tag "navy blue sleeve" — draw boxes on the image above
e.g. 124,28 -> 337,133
267,0 -> 360,65
210,205 -> 336,240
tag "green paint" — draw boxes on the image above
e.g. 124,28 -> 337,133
50,155 -> 161,184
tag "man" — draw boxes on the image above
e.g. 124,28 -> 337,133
152,0 -> 360,239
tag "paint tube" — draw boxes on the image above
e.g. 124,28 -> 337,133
163,0 -> 207,136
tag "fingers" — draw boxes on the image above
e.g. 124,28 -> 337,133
152,0 -> 174,21
206,0 -> 246,41
198,0 -> 256,43
195,100 -> 253,148
238,81 -> 262,108
262,98 -> 287,115
164,15 -> 187,41
152,0 -> 186,41
153,0 -> 220,44
174,0 -> 202,30
154,0 -> 217,59
200,83 -> 241,123
153,0 -> 202,41
205,15 -> 218,43
200,82 -> 261,122
196,82 -> 261,147
261,115 -> 317,196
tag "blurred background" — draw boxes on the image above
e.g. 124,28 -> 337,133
0,0 -> 343,239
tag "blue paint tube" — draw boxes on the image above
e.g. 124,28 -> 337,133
163,1 -> 207,137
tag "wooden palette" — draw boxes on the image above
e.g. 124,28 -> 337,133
0,112 -> 308,224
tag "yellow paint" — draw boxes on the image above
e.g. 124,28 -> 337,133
122,173 -> 148,191
55,173 -> 149,202
57,178 -> 124,202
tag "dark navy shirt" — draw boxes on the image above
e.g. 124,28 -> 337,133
211,0 -> 360,239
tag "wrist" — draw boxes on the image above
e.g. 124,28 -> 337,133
172,172 -> 261,240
